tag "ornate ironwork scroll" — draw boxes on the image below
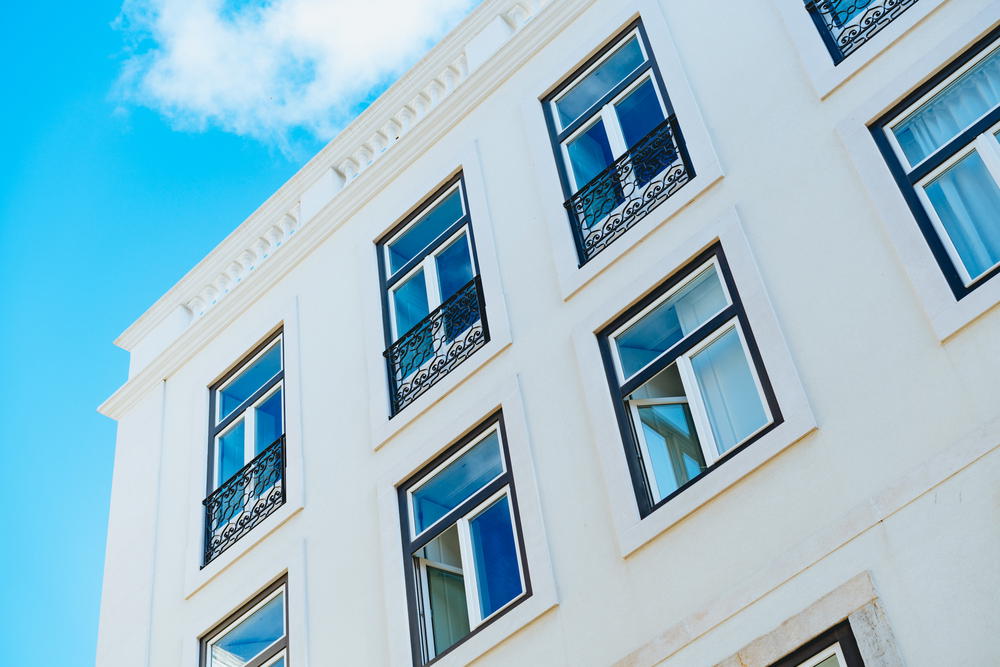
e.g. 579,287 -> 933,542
384,276 -> 489,416
203,436 -> 285,566
806,0 -> 920,63
564,115 -> 691,265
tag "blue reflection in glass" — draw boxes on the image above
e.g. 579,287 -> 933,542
219,343 -> 282,421
567,121 -> 615,188
828,0 -> 872,27
615,78 -> 668,185
615,267 -> 727,378
388,189 -> 464,275
555,37 -> 645,128
210,593 -> 284,665
470,496 -> 522,619
392,269 -> 430,336
412,432 -> 503,534
218,420 -> 246,486
435,234 -> 474,302
254,389 -> 282,454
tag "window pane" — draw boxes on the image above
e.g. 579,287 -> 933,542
254,389 -> 282,454
411,431 -> 503,534
813,656 -> 840,667
388,189 -> 464,275
567,120 -> 616,188
270,658 -> 286,667
210,593 -> 285,666
691,328 -> 768,455
555,36 -> 645,128
219,342 -> 282,421
470,495 -> 522,619
827,0 -> 870,27
615,266 -> 728,378
218,420 -> 246,486
893,47 -> 1000,165
392,269 -> 430,336
426,566 -> 469,656
615,78 -> 665,149
924,150 -> 1000,280
629,364 -> 707,500
435,234 -> 474,302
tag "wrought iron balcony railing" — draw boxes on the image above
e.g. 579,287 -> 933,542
564,115 -> 692,265
203,436 -> 286,566
384,276 -> 489,416
805,0 -> 920,63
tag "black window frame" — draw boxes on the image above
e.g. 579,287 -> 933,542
767,620 -> 866,667
396,411 -> 532,666
541,18 -> 695,266
871,25 -> 1000,300
375,173 -> 490,417
596,243 -> 783,518
203,328 -> 287,566
805,0 -> 921,65
199,574 -> 290,667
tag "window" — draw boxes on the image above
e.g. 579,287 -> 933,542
873,30 -> 1000,299
768,621 -> 866,667
805,0 -> 921,64
398,414 -> 529,665
200,577 -> 289,667
204,331 -> 286,565
542,20 -> 694,265
598,244 -> 781,516
377,175 -> 489,417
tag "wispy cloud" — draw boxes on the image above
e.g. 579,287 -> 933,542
115,0 -> 479,149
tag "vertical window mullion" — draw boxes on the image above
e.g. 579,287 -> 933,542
975,131 -> 1000,185
244,404 -> 256,464
456,516 -> 481,628
602,104 -> 628,158
627,399 -> 663,503
676,353 -> 720,465
424,254 -> 443,310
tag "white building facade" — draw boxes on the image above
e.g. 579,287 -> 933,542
97,0 -> 1000,665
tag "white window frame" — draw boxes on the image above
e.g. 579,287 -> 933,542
606,251 -> 776,508
623,319 -> 775,502
204,584 -> 288,667
213,382 -> 284,489
414,487 -> 527,659
387,225 -> 475,340
837,9 -> 1000,340
795,642 -> 849,667
572,208 -> 816,556
406,424 -> 508,540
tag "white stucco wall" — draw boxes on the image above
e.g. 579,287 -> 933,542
98,0 -> 1000,665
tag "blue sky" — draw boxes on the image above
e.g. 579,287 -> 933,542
0,1 -> 476,664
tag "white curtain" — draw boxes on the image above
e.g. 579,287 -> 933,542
894,48 -> 1000,165
691,328 -> 767,455
925,151 -> 1000,279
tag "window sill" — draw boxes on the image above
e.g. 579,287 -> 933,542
572,208 -> 816,558
770,0 -> 950,99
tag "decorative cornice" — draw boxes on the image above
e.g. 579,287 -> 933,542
101,0 -> 598,418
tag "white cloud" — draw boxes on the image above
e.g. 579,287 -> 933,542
115,0 -> 479,148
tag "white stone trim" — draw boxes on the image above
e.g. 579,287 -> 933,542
769,0 -> 951,99
836,4 -> 1000,341
376,375 -> 558,667
613,411 -> 1000,666
520,0 -> 724,301
359,140 -> 514,451
100,0 -> 604,420
182,296 -> 306,598
183,543 -> 309,666
713,572 -> 903,667
573,207 -> 816,557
